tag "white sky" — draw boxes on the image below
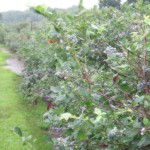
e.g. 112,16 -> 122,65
0,0 -> 99,12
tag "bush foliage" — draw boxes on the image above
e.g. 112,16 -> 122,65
2,1 -> 150,149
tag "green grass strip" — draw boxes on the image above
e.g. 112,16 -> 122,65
0,48 -> 53,150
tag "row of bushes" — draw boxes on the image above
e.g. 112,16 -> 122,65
2,1 -> 150,149
0,21 -> 43,52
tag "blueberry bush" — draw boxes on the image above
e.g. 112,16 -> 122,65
16,1 -> 150,149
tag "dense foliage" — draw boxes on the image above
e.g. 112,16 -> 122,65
0,10 -> 43,24
1,0 -> 150,149
0,12 -> 43,51
99,0 -> 121,9
98,0 -> 150,9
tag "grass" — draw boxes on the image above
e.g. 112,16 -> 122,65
0,48 -> 53,150
0,51 -> 9,66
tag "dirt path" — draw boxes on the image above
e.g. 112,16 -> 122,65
4,57 -> 24,75
2,48 -> 24,75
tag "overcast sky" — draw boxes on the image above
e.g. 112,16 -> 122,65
0,0 -> 100,12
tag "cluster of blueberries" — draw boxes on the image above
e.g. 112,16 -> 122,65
137,68 -> 150,91
67,34 -> 78,43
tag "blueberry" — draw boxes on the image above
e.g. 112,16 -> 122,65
147,81 -> 150,89
137,82 -> 145,91
144,68 -> 150,80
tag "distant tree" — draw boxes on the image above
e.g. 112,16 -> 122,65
127,0 -> 150,4
16,23 -> 28,33
99,0 -> 121,9
0,13 -> 2,20
0,25 -> 5,43
127,0 -> 137,3
78,0 -> 84,11
0,10 -> 44,24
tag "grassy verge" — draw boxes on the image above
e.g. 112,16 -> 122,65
0,48 -> 52,150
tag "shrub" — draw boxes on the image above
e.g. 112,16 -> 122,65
18,1 -> 150,149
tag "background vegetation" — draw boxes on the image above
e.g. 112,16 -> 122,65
0,0 -> 150,149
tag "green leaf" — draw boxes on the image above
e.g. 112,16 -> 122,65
74,10 -> 87,17
92,93 -> 101,100
35,5 -> 48,14
134,96 -> 144,103
13,126 -> 23,137
50,86 -> 61,93
60,113 -> 76,121
143,118 -> 150,126
133,119 -> 142,128
119,81 -> 130,91
35,5 -> 44,12
97,26 -> 107,34
125,130 -> 138,140
54,25 -> 61,33
94,108 -> 106,116
79,88 -> 91,98
144,15 -> 150,25
94,108 -> 102,116
91,24 -> 106,34
93,108 -> 106,123
63,128 -> 73,136
91,24 -> 99,30
79,100 -> 93,109
26,135 -> 32,141
117,64 -> 129,69
138,136 -> 150,147
76,130 -> 87,140
53,106 -> 64,115
93,116 -> 102,123
58,144 -> 66,150
34,5 -> 52,19
144,100 -> 150,108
